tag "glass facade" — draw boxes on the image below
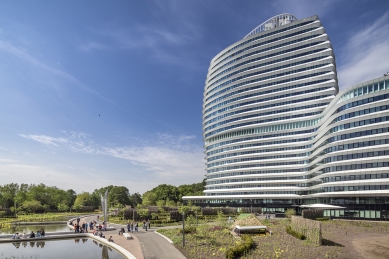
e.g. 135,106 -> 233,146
183,14 -> 389,220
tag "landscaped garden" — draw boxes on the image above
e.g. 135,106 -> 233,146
157,214 -> 389,259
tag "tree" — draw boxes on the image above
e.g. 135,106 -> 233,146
151,184 -> 180,203
57,203 -> 69,212
142,191 -> 157,206
66,189 -> 77,206
109,186 -> 131,207
0,183 -> 19,208
129,193 -> 142,207
14,184 -> 28,210
177,179 -> 206,200
73,192 -> 93,208
22,200 -> 43,213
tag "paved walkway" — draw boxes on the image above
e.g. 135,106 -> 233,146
82,216 -> 186,259
81,216 -> 144,259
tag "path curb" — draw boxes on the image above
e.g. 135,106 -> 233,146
154,230 -> 173,244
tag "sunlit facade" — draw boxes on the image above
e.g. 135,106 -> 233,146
184,14 -> 389,220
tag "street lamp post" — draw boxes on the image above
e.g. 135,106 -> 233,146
182,211 -> 185,247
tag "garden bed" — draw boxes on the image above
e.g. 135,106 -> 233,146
158,219 -> 389,259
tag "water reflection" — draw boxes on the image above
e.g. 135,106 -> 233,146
1,224 -> 70,234
102,245 -> 109,259
1,238 -> 124,259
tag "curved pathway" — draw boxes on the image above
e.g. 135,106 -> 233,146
81,215 -> 144,259
111,223 -> 185,259
82,216 -> 186,259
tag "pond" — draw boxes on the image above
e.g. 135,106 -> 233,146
0,238 -> 126,259
0,224 -> 71,235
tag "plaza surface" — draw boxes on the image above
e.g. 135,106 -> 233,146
81,216 -> 186,259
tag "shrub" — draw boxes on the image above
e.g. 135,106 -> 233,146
149,219 -> 177,224
179,226 -> 196,234
225,235 -> 255,259
285,208 -> 296,219
286,225 -> 306,240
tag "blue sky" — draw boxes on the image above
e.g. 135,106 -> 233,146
1,1 -> 388,194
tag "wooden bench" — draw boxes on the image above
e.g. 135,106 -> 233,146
123,233 -> 132,240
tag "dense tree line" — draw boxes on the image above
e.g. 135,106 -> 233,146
141,180 -> 205,206
0,183 -> 142,212
0,180 -> 204,212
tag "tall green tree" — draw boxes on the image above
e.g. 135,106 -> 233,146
0,183 -> 19,208
129,192 -> 142,207
142,191 -> 158,206
108,186 -> 131,207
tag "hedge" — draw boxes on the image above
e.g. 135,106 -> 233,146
225,235 -> 255,259
286,225 -> 306,240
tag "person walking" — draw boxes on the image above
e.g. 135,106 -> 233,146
127,222 -> 131,233
89,221 -> 93,230
131,222 -> 134,233
135,222 -> 138,233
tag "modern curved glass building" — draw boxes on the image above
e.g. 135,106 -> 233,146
184,14 -> 389,220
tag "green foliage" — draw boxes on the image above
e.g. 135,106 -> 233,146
156,200 -> 165,207
142,191 -> 158,206
108,186 -> 131,207
225,235 -> 255,259
217,210 -> 225,221
140,180 -> 205,206
129,192 -> 142,207
138,208 -> 149,219
179,226 -> 196,234
57,203 -> 69,212
178,206 -> 191,215
22,200 -> 43,213
285,208 -> 296,218
186,214 -> 197,226
286,225 -> 306,240
73,192 -> 93,208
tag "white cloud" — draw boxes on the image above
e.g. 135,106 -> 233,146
19,134 -> 68,146
19,131 -> 206,186
337,12 -> 389,90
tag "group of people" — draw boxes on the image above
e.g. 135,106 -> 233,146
12,228 -> 45,239
264,213 -> 271,219
73,216 -> 108,233
125,221 -> 142,233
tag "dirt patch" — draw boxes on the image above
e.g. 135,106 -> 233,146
353,235 -> 389,259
